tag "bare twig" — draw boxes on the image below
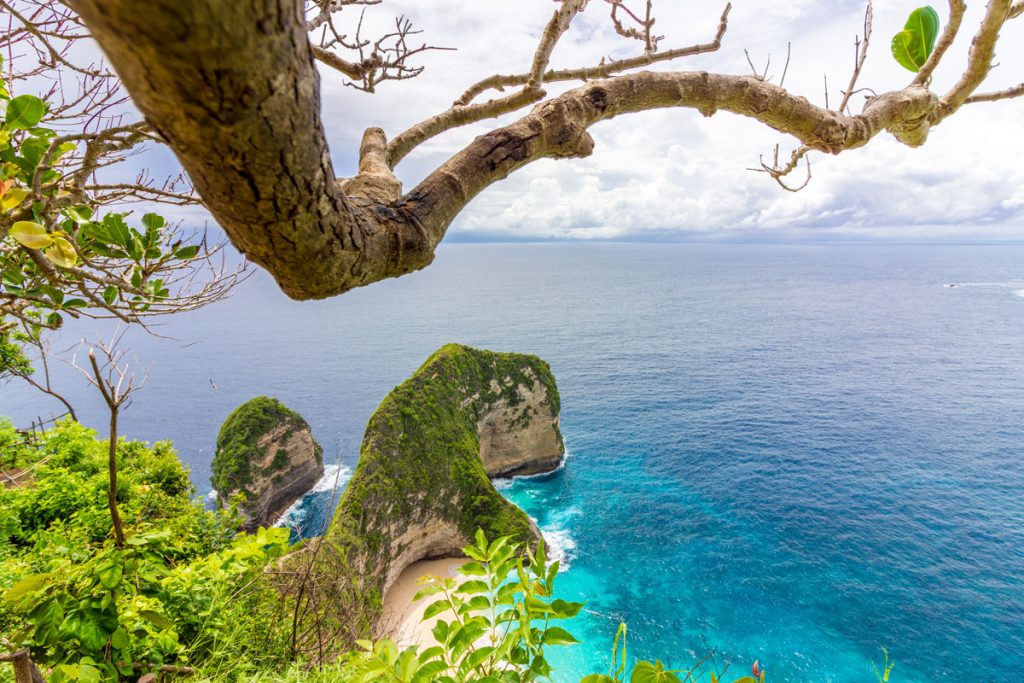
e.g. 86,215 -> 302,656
749,145 -> 812,192
914,0 -> 967,86
837,1 -> 872,113
453,3 -> 731,107
965,82 -> 1024,103
72,328 -> 150,547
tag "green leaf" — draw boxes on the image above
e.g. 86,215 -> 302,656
77,664 -> 101,683
66,206 -> 93,224
53,141 -> 77,159
45,235 -> 78,268
140,610 -> 174,630
9,220 -> 52,249
174,244 -> 200,260
456,580 -> 490,595
541,626 -> 579,646
109,627 -> 129,650
102,285 -> 118,305
1,186 -> 27,212
430,620 -> 449,646
581,676 -> 618,683
141,213 -> 166,231
422,600 -> 454,620
459,561 -> 488,576
102,213 -> 133,249
96,561 -> 123,589
3,572 -> 51,603
5,94 -> 46,129
631,661 -> 683,683
891,6 -> 940,73
551,599 -> 585,618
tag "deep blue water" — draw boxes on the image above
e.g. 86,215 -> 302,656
3,244 -> 1024,682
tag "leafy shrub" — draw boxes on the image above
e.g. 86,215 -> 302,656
0,420 -> 293,682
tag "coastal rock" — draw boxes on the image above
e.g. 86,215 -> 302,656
211,396 -> 324,530
302,344 -> 564,643
478,375 -> 564,477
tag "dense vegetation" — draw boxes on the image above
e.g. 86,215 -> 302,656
0,420 -> 294,683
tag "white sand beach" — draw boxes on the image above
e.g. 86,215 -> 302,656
380,557 -> 469,648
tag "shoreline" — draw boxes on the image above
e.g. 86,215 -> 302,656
380,557 -> 470,648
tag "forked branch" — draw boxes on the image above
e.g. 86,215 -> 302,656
388,2 -> 731,167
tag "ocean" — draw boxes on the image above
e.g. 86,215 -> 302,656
2,243 -> 1023,682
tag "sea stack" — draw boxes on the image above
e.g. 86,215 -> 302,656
211,396 -> 324,530
302,343 -> 565,640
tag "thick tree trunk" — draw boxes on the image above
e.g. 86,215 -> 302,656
68,0 -> 435,299
70,0 -> 947,301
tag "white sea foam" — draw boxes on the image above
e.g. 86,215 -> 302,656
1013,290 -> 1024,298
530,504 -> 580,571
274,463 -> 352,530
540,524 -> 577,570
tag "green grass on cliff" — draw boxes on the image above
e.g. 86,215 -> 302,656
308,343 -> 562,639
211,396 -> 312,497
340,343 -> 560,542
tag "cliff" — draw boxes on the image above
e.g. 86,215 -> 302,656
211,396 -> 324,530
304,344 -> 564,643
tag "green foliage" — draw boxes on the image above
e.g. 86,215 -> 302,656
211,396 -> 315,497
891,6 -> 940,73
5,94 -> 46,130
0,420 -> 293,681
0,321 -> 30,378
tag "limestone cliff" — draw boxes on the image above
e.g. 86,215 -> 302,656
306,344 -> 564,642
211,396 -> 324,530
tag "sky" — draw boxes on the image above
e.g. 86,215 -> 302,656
92,1 -> 1024,241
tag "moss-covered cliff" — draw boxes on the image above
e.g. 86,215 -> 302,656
308,344 -> 564,643
212,396 -> 324,530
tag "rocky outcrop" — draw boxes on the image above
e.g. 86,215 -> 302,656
211,396 -> 324,531
302,344 -> 564,643
478,375 -> 564,477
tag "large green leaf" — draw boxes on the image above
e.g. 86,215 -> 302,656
45,235 -> 78,268
630,661 -> 683,683
3,572 -> 52,603
9,221 -> 53,249
96,561 -> 123,590
5,94 -> 46,129
891,6 -> 940,72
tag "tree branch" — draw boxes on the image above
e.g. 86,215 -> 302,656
68,0 -> 997,303
964,82 -> 1024,103
389,2 -> 731,167
913,0 -> 966,86
452,4 -> 731,107
934,0 -> 1012,120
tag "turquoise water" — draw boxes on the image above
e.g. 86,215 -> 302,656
3,244 -> 1023,681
